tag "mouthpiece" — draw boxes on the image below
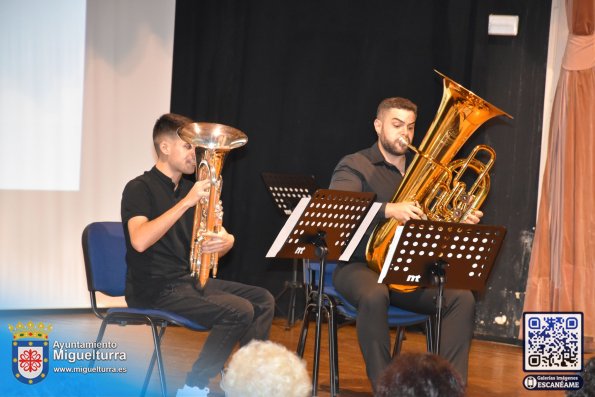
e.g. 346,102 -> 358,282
398,135 -> 420,155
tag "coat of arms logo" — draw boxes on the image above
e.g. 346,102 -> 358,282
9,321 -> 52,385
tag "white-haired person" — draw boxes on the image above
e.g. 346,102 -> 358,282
220,340 -> 312,397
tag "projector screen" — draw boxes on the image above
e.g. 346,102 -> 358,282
0,0 -> 175,309
0,0 -> 85,191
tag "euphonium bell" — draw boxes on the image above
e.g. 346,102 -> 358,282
366,70 -> 512,293
177,122 -> 248,288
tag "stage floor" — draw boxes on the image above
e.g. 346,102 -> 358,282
2,310 -> 584,397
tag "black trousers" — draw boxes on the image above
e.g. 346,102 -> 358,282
151,276 -> 275,388
333,261 -> 475,386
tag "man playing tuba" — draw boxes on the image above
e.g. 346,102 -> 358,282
121,113 -> 275,397
329,97 -> 482,390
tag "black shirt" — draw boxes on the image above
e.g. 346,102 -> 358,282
121,166 -> 194,306
329,142 -> 406,261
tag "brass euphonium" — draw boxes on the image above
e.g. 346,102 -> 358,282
177,122 -> 248,288
366,71 -> 512,292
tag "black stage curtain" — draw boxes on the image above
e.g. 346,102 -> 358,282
170,0 -> 477,296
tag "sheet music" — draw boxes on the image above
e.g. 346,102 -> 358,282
338,202 -> 382,261
265,197 -> 310,258
378,225 -> 404,283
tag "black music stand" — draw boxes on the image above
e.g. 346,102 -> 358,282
261,172 -> 318,329
380,219 -> 506,353
266,189 -> 379,397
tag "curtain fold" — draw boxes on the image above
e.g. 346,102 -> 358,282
522,0 -> 595,350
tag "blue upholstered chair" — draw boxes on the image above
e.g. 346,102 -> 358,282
297,260 -> 434,396
82,221 -> 209,397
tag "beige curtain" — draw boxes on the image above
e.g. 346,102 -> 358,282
522,0 -> 595,350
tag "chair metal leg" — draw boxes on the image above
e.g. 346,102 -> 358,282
141,319 -> 168,397
392,326 -> 405,357
89,318 -> 109,369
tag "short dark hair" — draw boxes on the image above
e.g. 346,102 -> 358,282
566,357 -> 595,397
376,97 -> 418,118
152,113 -> 194,154
375,353 -> 465,397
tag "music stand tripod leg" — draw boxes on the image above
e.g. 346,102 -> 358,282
431,259 -> 448,355
310,241 -> 328,397
286,259 -> 302,329
267,189 -> 377,397
274,258 -> 304,329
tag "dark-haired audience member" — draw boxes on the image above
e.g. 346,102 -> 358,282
375,352 -> 465,397
566,356 -> 595,397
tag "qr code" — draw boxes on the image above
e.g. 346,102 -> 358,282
523,312 -> 583,372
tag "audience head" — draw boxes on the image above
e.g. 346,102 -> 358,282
566,356 -> 595,397
220,340 -> 312,397
375,352 -> 465,397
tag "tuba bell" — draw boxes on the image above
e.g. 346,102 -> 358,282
366,70 -> 512,292
177,122 -> 248,288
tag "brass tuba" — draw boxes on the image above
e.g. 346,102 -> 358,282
366,71 -> 512,292
177,122 -> 248,288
